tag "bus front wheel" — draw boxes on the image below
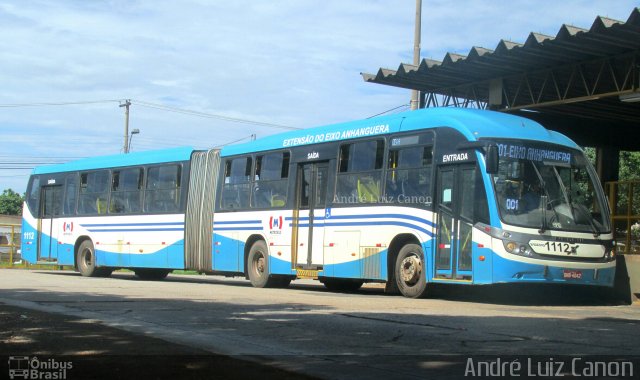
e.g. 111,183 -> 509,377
395,244 -> 429,298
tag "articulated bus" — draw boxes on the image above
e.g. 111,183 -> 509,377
21,108 -> 616,297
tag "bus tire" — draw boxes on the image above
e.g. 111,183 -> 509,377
247,240 -> 277,288
395,243 -> 429,298
321,278 -> 364,292
384,274 -> 400,295
77,240 -> 99,277
134,269 -> 171,281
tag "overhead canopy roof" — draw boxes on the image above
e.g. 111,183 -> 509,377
363,8 -> 640,150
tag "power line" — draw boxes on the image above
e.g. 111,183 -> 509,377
0,174 -> 30,178
0,163 -> 67,165
0,156 -> 85,159
213,134 -> 257,148
134,136 -> 203,147
367,103 -> 410,119
0,159 -> 77,164
131,100 -> 301,130
0,99 -> 121,108
0,98 -> 303,131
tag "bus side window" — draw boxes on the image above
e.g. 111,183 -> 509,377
63,173 -> 78,215
26,176 -> 41,216
77,170 -> 110,215
111,168 -> 142,214
252,152 -> 289,208
145,165 -> 181,213
335,139 -> 384,204
386,144 -> 433,206
221,157 -> 252,210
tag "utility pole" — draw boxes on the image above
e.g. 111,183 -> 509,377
410,0 -> 422,110
120,99 -> 131,153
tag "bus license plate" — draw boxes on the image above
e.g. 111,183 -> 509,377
563,270 -> 582,280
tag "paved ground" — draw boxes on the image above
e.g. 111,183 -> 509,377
1,269 -> 639,379
0,303 -> 315,380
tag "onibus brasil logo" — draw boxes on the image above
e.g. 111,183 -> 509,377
8,356 -> 72,379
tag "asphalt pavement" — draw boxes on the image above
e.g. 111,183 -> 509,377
1,268 -> 639,380
0,303 -> 316,380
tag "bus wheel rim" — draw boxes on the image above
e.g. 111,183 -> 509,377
400,255 -> 422,285
254,252 -> 265,275
83,248 -> 92,267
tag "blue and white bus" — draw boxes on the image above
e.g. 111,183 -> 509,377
21,108 -> 616,297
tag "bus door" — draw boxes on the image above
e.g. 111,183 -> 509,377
434,164 -> 475,281
292,161 -> 329,270
39,185 -> 63,261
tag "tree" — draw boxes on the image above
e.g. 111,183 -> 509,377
619,151 -> 640,181
583,147 -> 640,181
0,189 -> 24,215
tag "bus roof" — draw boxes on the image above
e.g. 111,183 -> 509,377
30,108 -> 579,175
220,108 -> 578,156
32,146 -> 195,175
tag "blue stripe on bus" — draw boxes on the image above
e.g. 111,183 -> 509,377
330,214 -> 435,228
81,222 -> 184,227
214,227 -> 263,231
286,213 -> 435,228
85,228 -> 185,232
214,220 -> 262,225
213,220 -> 263,231
292,221 -> 434,237
328,221 -> 433,237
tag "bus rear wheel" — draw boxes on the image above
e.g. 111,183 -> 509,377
247,240 -> 278,288
395,244 -> 429,298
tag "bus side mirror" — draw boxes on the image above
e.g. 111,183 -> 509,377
485,145 -> 499,174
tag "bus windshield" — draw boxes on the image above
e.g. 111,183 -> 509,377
491,141 -> 610,234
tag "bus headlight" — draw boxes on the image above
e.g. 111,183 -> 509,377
605,249 -> 616,261
503,241 -> 532,256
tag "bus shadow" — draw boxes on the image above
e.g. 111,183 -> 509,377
36,270 -> 256,288
426,283 -> 623,306
35,270 -> 623,306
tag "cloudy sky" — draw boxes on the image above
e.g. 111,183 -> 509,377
1,1 -> 638,194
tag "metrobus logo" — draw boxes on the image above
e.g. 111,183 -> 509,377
269,216 -> 283,230
63,222 -> 73,233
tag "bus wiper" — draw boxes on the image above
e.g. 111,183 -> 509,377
572,203 -> 600,238
553,165 -> 600,238
587,215 -> 601,238
530,163 -> 548,234
539,195 -> 548,234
